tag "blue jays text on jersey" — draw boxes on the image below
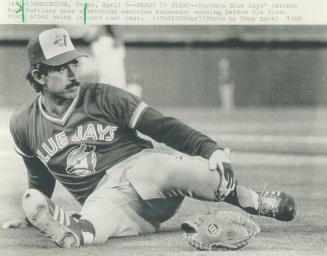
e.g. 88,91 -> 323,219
10,83 -> 220,204
36,123 -> 118,163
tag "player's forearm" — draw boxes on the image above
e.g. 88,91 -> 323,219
137,107 -> 222,159
28,175 -> 55,199
23,157 -> 56,198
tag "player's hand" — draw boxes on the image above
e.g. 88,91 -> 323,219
208,148 -> 236,200
2,218 -> 29,229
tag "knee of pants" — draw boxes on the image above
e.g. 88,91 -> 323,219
126,153 -> 171,185
128,153 -> 207,185
127,152 -> 220,201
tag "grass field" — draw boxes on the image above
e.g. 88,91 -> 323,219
1,107 -> 327,256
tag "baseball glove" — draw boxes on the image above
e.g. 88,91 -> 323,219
181,211 -> 260,250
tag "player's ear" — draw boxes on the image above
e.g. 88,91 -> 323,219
31,70 -> 46,85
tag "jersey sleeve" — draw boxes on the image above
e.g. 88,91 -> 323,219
136,107 -> 223,159
9,110 -> 35,157
99,85 -> 148,128
23,156 -> 56,198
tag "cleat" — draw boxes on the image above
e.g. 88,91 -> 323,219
22,189 -> 83,248
258,191 -> 297,221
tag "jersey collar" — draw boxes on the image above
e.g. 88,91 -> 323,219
38,88 -> 80,125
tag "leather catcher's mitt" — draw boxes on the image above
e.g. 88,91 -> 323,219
181,211 -> 260,250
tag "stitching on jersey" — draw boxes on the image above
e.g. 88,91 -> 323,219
13,143 -> 35,158
129,102 -> 148,129
38,89 -> 80,126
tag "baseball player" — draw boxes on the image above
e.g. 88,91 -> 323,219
6,28 -> 296,248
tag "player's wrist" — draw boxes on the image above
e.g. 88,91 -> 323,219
202,143 -> 224,160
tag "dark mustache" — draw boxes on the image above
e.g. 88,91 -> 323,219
66,81 -> 80,89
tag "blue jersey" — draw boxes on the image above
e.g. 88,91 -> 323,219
10,83 -> 220,204
10,84 -> 152,203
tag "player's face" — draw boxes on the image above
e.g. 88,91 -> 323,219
42,60 -> 80,100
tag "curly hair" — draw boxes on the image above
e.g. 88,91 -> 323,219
26,63 -> 49,93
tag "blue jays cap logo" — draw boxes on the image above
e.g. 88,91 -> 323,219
66,144 -> 97,176
53,34 -> 67,47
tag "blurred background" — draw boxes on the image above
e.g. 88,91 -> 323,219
1,25 -> 327,107
1,25 -> 327,156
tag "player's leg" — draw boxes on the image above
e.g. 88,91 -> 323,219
126,151 -> 222,202
81,195 -> 184,243
22,161 -> 184,247
22,183 -> 172,247
78,164 -> 184,244
223,184 -> 296,221
79,184 -> 160,243
125,150 -> 296,221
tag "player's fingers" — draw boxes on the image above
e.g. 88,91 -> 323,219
2,219 -> 27,229
2,221 -> 11,229
228,175 -> 235,190
2,220 -> 16,229
208,159 -> 217,171
230,178 -> 236,191
209,162 -> 221,173
229,170 -> 235,188
218,172 -> 229,198
226,172 -> 232,188
217,162 -> 224,175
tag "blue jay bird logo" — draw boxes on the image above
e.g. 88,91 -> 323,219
66,144 -> 97,176
53,34 -> 67,47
